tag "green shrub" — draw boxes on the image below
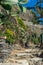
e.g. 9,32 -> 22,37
17,17 -> 27,30
5,29 -> 15,44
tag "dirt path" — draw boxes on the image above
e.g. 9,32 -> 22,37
0,40 -> 43,65
4,48 -> 43,65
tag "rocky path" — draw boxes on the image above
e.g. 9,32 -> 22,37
0,40 -> 43,65
0,39 -> 11,63
4,47 -> 43,65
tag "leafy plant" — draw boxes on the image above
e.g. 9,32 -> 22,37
17,17 -> 27,30
5,29 -> 15,44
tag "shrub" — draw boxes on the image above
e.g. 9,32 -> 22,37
5,29 -> 15,44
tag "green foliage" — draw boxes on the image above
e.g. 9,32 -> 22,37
18,5 -> 26,13
0,13 -> 3,18
17,17 -> 27,30
19,28 -> 29,44
32,38 -> 39,44
0,19 -> 3,25
0,0 -> 41,46
0,31 -> 3,36
31,33 -> 40,44
0,0 -> 12,23
18,5 -> 23,12
5,29 -> 15,44
1,4 -> 12,11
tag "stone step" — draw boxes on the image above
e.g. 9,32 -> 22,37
15,53 -> 33,57
0,59 -> 3,63
0,40 -> 11,63
4,59 -> 28,65
1,49 -> 10,53
4,58 -> 43,65
0,42 -> 6,45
